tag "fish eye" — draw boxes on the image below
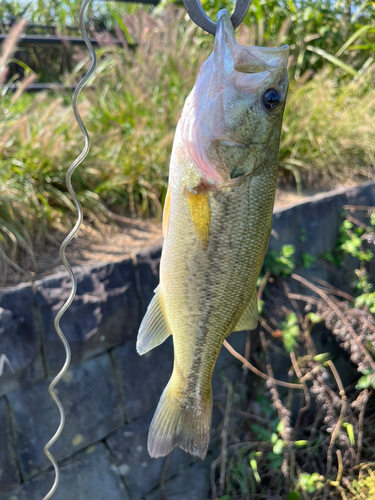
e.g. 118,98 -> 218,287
262,88 -> 282,111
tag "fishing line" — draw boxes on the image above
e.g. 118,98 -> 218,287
42,0 -> 96,498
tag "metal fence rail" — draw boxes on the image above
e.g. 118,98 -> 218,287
0,34 -> 122,46
2,83 -> 91,92
0,0 -> 160,91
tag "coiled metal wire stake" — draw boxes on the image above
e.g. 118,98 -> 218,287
42,0 -> 96,498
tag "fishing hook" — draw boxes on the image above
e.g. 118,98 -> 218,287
41,0 -> 96,498
183,0 -> 252,35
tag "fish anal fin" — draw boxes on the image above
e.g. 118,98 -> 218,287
137,286 -> 171,355
233,291 -> 258,332
186,187 -> 210,248
148,375 -> 212,459
162,187 -> 171,239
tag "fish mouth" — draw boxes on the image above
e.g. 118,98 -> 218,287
216,10 -> 289,74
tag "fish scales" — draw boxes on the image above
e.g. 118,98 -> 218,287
136,9 -> 289,459
164,166 -> 274,387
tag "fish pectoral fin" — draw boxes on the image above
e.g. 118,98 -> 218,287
136,286 -> 171,355
186,186 -> 210,248
232,291 -> 258,332
162,187 -> 171,239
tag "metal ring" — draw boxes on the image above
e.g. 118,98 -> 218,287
183,0 -> 252,35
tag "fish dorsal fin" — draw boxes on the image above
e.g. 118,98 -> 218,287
162,188 -> 171,239
186,188 -> 210,248
233,290 -> 258,332
137,286 -> 171,355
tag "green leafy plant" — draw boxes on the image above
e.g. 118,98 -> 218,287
307,312 -> 323,324
356,292 -> 375,314
249,451 -> 261,483
356,370 -> 375,390
215,208 -> 374,500
339,220 -> 374,262
287,492 -> 301,500
0,0 -> 139,32
192,0 -> 375,81
335,211 -> 375,313
348,466 -> 375,498
296,472 -> 324,494
0,10 -> 211,281
264,245 -> 296,277
280,312 -> 300,353
280,67 -> 375,188
301,252 -> 316,268
2,7 -> 375,287
343,422 -> 355,446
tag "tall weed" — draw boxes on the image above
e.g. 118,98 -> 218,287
0,9 -> 209,270
0,9 -> 374,274
280,67 -> 375,189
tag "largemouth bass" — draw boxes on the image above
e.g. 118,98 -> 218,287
137,9 -> 289,460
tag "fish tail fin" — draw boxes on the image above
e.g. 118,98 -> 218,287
148,377 -> 212,460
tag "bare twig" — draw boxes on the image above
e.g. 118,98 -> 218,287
223,340 -> 302,390
345,214 -> 372,232
312,277 -> 355,302
282,280 -> 304,326
326,360 -> 347,473
259,330 -> 292,480
233,408 -> 270,425
329,449 -> 344,491
287,293 -> 321,305
336,447 -> 343,485
342,205 -> 375,214
351,312 -> 375,335
301,364 -> 324,383
257,271 -> 271,300
355,389 -> 369,465
291,274 -> 375,372
290,351 -> 310,431
258,317 -> 276,336
211,442 -> 257,499
219,383 -> 233,497
241,331 -> 251,383
328,360 -> 345,395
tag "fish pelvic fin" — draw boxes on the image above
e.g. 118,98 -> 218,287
148,377 -> 212,460
137,286 -> 171,355
232,289 -> 258,332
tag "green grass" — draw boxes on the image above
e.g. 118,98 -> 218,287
0,7 -> 374,273
200,0 -> 375,79
0,10 -> 210,268
3,0 -> 375,78
212,211 -> 375,498
280,67 -> 375,191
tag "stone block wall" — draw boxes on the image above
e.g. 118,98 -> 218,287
0,183 -> 374,499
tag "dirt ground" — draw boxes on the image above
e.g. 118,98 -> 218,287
1,187 -> 327,288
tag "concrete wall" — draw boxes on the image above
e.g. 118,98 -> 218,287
0,182 -> 374,499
